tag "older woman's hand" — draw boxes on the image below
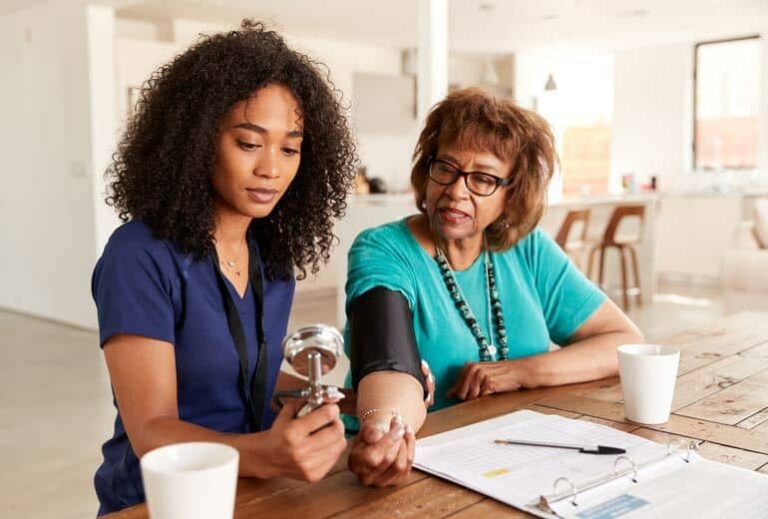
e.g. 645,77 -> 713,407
348,361 -> 433,486
447,360 -> 531,401
348,416 -> 415,486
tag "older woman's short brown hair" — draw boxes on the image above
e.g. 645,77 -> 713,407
411,87 -> 556,251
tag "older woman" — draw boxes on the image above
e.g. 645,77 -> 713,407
345,88 -> 643,486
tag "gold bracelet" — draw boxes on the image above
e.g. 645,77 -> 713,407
358,408 -> 407,429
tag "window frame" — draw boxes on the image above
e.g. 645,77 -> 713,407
692,34 -> 761,171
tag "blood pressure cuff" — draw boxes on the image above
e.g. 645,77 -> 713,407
348,287 -> 428,398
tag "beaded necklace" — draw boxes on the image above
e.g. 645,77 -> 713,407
435,246 -> 509,362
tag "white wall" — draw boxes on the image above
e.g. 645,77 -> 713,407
0,2 -> 114,328
610,43 -> 693,193
115,17 -> 167,41
87,6 -> 119,259
115,38 -> 181,123
612,37 -> 768,193
288,33 -> 412,199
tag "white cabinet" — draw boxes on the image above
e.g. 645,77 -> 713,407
656,195 -> 743,281
352,73 -> 416,133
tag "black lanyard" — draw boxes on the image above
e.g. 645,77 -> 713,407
212,240 -> 270,432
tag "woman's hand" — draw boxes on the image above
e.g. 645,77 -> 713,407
254,400 -> 347,482
447,359 -> 530,401
348,416 -> 415,487
348,362 -> 433,485
447,301 -> 644,401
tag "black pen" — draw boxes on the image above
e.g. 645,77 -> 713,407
494,439 -> 626,455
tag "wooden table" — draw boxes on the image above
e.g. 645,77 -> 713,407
108,312 -> 768,518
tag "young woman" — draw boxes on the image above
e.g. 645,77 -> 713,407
345,88 -> 643,486
92,21 -> 357,515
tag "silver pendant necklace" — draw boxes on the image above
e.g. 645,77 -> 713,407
218,244 -> 245,277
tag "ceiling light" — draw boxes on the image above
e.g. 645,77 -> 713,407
620,8 -> 650,18
481,61 -> 499,86
544,73 -> 558,91
479,2 -> 495,12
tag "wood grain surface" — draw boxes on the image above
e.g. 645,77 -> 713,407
106,312 -> 768,518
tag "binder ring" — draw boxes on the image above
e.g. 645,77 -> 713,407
682,440 -> 701,463
666,438 -> 686,455
614,455 -> 638,483
553,477 -> 578,506
667,438 -> 700,463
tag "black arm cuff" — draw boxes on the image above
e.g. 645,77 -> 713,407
348,287 -> 428,397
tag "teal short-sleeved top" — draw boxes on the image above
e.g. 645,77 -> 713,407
345,217 -> 606,411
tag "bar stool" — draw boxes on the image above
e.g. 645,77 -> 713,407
555,209 -> 590,271
587,205 -> 645,309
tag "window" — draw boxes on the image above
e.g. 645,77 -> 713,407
553,55 -> 614,197
561,123 -> 611,197
694,36 -> 761,170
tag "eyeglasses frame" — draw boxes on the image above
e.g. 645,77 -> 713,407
427,156 -> 512,197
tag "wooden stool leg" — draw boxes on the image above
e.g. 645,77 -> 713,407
619,245 -> 629,310
598,246 -> 607,288
628,245 -> 642,305
587,247 -> 598,280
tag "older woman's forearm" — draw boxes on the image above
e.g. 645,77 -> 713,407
357,371 -> 427,432
517,298 -> 644,388
520,329 -> 643,388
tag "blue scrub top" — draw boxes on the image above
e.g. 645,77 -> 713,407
91,221 -> 294,515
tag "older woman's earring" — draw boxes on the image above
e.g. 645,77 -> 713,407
493,218 -> 512,230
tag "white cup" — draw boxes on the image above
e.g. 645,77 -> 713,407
618,344 -> 680,425
140,442 -> 239,519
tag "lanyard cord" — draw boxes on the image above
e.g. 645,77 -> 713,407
212,240 -> 269,432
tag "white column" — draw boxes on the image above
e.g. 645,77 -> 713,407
86,5 -> 119,258
417,0 -> 449,122
757,33 -> 768,176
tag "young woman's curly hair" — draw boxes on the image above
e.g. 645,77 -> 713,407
106,20 -> 357,279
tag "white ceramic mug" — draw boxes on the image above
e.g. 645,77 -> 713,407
618,343 -> 680,425
140,442 -> 239,519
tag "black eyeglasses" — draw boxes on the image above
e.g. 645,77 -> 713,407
428,158 -> 512,196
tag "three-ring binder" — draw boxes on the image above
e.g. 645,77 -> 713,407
530,439 -> 702,515
415,410 -> 768,518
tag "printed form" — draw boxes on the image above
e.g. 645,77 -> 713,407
415,410 -> 768,518
415,412 -> 667,511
